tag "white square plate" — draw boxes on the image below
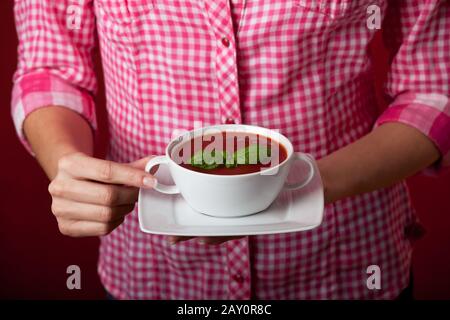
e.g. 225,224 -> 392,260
138,157 -> 324,236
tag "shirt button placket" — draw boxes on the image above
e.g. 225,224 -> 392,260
217,39 -> 241,125
232,274 -> 244,283
206,3 -> 241,125
226,238 -> 252,299
221,36 -> 231,47
225,117 -> 235,124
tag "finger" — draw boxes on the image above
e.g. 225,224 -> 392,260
197,236 -> 245,245
128,156 -> 154,170
58,218 -> 124,237
59,153 -> 155,188
49,179 -> 139,206
128,156 -> 159,175
168,236 -> 195,244
52,198 -> 135,222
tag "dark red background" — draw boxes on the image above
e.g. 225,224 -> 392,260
1,1 -> 449,299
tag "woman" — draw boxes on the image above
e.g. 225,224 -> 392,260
12,0 -> 449,299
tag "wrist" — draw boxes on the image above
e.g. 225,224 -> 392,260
39,144 -> 89,180
23,106 -> 94,179
317,159 -> 330,205
316,157 -> 340,205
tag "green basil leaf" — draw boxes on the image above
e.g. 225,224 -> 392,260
200,163 -> 220,170
234,144 -> 271,165
190,150 -> 205,166
190,149 -> 225,170
224,150 -> 237,168
189,143 -> 272,169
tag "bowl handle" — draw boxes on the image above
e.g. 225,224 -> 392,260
283,153 -> 314,190
145,156 -> 180,194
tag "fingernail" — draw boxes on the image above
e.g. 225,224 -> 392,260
143,176 -> 156,188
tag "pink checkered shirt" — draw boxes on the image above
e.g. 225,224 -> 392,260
12,0 -> 450,299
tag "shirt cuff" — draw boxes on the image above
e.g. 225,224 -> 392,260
375,92 -> 450,175
11,71 -> 97,155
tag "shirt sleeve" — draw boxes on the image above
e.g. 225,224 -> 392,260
375,0 -> 450,174
11,0 -> 97,154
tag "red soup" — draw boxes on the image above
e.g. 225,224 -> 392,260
171,131 -> 288,175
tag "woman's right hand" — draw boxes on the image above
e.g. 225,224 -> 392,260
48,152 -> 155,237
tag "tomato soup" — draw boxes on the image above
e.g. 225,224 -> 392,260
171,131 -> 288,175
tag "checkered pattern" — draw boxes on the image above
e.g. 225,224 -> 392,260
11,0 -> 450,299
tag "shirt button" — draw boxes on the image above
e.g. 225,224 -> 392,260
225,118 -> 235,124
232,274 -> 244,283
221,37 -> 230,48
